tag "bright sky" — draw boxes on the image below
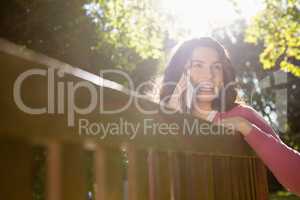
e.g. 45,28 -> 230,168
158,0 -> 264,37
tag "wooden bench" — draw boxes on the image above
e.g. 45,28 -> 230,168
0,38 -> 268,200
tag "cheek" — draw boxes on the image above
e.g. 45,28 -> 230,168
214,71 -> 224,85
189,68 -> 202,82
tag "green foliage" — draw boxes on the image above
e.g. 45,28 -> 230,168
84,0 -> 170,70
0,0 -> 176,83
270,191 -> 300,200
245,0 -> 300,76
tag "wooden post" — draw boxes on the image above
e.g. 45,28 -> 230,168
46,142 -> 86,200
148,150 -> 172,200
127,146 -> 149,200
94,145 -> 123,200
46,142 -> 62,200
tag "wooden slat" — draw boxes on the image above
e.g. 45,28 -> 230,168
127,146 -> 149,200
254,158 -> 269,200
94,145 -> 123,200
242,157 -> 253,200
148,150 -> 171,200
231,157 -> 244,200
148,150 -> 156,200
170,152 -> 221,200
197,155 -> 215,200
212,156 -> 233,200
169,152 -> 182,200
61,143 -> 87,200
169,152 -> 189,200
225,156 -> 267,200
248,157 -> 257,199
46,142 -> 62,200
185,153 -> 203,200
222,156 -> 234,199
169,153 -> 266,200
251,157 -> 259,199
0,138 -> 33,200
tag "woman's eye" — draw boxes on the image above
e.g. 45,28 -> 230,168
212,64 -> 222,70
192,63 -> 203,68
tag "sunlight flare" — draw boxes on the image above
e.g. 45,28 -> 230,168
158,0 -> 263,37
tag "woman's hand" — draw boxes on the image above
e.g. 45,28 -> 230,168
214,116 -> 253,136
167,72 -> 188,111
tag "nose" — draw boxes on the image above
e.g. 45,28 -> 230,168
201,66 -> 213,80
190,65 -> 214,85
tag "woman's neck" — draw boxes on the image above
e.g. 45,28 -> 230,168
191,101 -> 213,120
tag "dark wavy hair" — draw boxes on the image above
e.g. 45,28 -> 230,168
160,37 -> 238,112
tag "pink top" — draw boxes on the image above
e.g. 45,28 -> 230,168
213,104 -> 300,196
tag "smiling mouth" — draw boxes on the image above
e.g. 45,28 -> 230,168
195,81 -> 215,93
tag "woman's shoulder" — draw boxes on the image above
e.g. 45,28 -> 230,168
225,103 -> 259,118
214,103 -> 258,122
215,103 -> 265,124
232,103 -> 258,115
232,103 -> 280,139
227,103 -> 267,125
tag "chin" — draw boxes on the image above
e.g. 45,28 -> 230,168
196,94 -> 217,102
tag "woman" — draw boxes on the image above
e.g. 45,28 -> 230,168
160,37 -> 300,195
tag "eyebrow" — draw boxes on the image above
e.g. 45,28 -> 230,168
191,59 -> 222,64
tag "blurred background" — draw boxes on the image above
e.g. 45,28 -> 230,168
0,0 -> 299,199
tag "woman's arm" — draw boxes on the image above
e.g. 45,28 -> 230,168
217,106 -> 300,196
245,124 -> 300,196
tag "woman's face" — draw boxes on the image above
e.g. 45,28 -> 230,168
188,47 -> 224,102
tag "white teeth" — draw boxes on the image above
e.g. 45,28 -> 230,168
196,82 -> 214,91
